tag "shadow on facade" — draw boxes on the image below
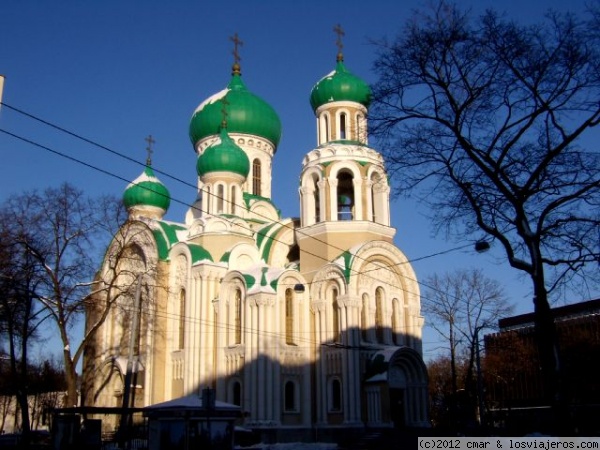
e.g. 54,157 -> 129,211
76,325 -> 429,447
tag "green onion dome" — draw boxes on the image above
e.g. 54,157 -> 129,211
310,57 -> 371,111
196,127 -> 250,178
189,69 -> 282,150
123,165 -> 171,212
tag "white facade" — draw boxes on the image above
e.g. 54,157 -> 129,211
83,55 -> 429,439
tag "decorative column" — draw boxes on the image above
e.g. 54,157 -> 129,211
247,294 -> 277,425
373,182 -> 391,226
338,295 -> 362,425
364,178 -> 374,221
258,296 -> 267,422
317,180 -> 327,223
206,274 -> 218,385
299,185 -> 314,226
198,273 -> 210,386
383,299 -> 394,345
247,298 -> 259,420
328,179 -> 338,221
311,299 -> 327,425
187,273 -> 200,390
352,178 -> 363,220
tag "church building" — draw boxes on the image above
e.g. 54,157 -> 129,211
82,32 -> 429,440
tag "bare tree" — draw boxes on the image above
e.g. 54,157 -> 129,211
371,2 -> 600,412
0,221 -> 48,443
423,269 -> 513,426
0,183 -> 138,407
28,359 -> 67,430
81,218 -> 159,409
427,354 -> 469,429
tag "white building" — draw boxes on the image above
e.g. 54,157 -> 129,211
83,41 -> 429,441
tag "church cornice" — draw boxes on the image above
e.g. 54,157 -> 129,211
302,143 -> 384,169
296,220 -> 396,239
196,132 -> 276,158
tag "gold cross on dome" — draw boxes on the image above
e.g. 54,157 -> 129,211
333,24 -> 345,58
230,32 -> 243,66
145,134 -> 155,165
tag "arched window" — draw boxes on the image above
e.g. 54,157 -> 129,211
332,288 -> 340,343
232,381 -> 241,406
285,288 -> 294,345
284,381 -> 296,411
331,379 -> 342,411
337,171 -> 354,220
313,175 -> 320,223
231,186 -> 236,215
370,173 -> 378,222
234,289 -> 242,345
361,294 -> 369,342
404,297 -> 411,348
323,114 -> 329,143
217,184 -> 224,213
252,159 -> 261,196
178,289 -> 185,349
339,112 -> 347,139
205,185 -> 211,213
392,298 -> 400,345
376,287 -> 384,343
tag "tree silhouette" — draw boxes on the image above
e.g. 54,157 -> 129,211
371,1 -> 600,418
0,183 -> 135,407
423,269 -> 512,427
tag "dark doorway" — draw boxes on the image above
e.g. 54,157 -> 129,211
390,388 -> 405,428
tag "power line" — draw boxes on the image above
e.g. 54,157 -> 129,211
0,102 -> 491,317
0,123 -> 503,369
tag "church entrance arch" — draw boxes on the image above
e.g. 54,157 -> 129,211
388,364 -> 407,428
388,347 -> 429,428
367,347 -> 429,428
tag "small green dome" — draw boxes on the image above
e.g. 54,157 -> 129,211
123,165 -> 171,211
310,58 -> 371,111
189,72 -> 282,149
196,127 -> 250,177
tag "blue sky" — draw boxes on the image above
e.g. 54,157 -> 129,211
1,0 -> 595,359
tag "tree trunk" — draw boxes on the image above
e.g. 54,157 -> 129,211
9,338 -> 30,447
464,340 -> 476,401
532,278 -> 565,431
449,317 -> 459,429
449,319 -> 458,396
63,351 -> 78,408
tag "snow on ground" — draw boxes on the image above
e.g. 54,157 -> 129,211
236,443 -> 338,450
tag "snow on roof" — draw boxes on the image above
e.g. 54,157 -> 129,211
194,88 -> 229,113
145,393 -> 240,411
365,372 -> 387,383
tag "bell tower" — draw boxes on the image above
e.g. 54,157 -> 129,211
297,31 -> 395,281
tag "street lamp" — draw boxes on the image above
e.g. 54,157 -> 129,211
475,240 -> 490,253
